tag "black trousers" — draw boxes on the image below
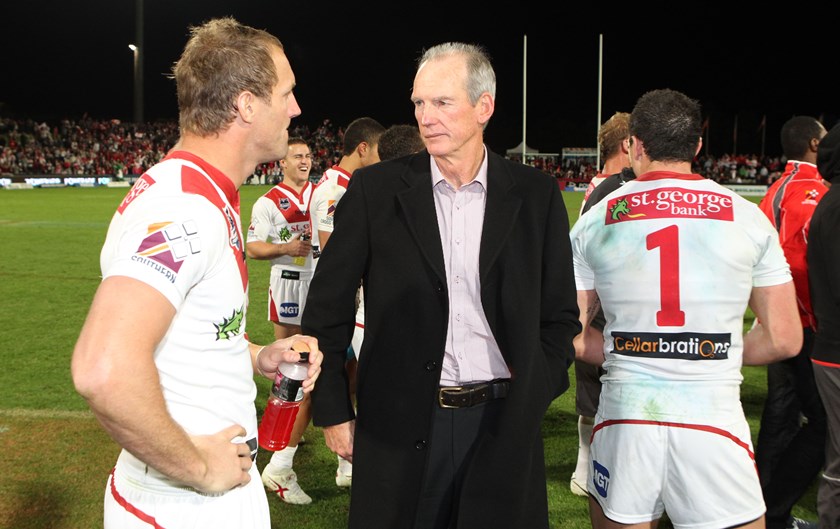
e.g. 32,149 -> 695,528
813,362 -> 840,529
755,328 -> 826,529
413,399 -> 503,529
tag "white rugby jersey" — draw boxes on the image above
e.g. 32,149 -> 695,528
101,151 -> 256,441
247,181 -> 317,271
310,165 -> 351,235
571,171 -> 790,418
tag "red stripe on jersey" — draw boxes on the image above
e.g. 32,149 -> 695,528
812,358 -> 840,369
108,467 -> 169,529
264,183 -> 313,224
635,171 -> 705,182
268,287 -> 280,323
591,418 -> 755,460
181,164 -> 248,292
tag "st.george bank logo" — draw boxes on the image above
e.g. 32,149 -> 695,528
606,187 -> 734,225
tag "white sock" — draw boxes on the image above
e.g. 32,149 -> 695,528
268,444 -> 298,470
337,455 -> 353,475
573,415 -> 594,482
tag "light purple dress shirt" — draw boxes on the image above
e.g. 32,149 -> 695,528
431,148 -> 511,387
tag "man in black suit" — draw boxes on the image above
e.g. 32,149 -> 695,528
302,42 -> 580,529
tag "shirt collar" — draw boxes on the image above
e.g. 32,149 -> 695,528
164,150 -> 239,205
430,145 -> 489,189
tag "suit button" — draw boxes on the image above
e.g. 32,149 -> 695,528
425,361 -> 437,371
415,440 -> 427,450
436,282 -> 444,293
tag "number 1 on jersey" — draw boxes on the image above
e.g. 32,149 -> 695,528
646,224 -> 685,327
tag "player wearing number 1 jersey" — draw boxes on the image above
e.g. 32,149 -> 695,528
571,89 -> 802,529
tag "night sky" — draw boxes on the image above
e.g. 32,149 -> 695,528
2,2 -> 834,157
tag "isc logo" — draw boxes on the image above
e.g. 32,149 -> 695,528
279,303 -> 300,317
592,460 -> 610,498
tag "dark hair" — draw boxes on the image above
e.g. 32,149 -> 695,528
378,124 -> 424,161
342,117 -> 385,156
287,136 -> 308,149
629,89 -> 702,163
780,116 -> 823,160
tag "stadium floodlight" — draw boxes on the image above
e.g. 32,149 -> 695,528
128,44 -> 142,123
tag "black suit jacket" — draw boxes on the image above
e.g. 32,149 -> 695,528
303,148 -> 580,529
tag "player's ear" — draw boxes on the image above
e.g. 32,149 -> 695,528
234,91 -> 256,124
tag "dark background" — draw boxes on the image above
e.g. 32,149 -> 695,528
2,2 -> 835,157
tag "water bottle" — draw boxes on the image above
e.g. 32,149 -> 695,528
257,342 -> 309,451
292,228 -> 311,267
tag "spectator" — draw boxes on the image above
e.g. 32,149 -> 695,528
808,121 -> 840,529
755,115 -> 827,529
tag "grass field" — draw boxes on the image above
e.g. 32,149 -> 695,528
0,185 -> 818,528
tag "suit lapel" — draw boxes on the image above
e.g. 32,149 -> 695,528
480,152 -> 521,278
396,154 -> 447,284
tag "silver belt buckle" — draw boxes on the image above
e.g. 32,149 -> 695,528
438,386 -> 464,408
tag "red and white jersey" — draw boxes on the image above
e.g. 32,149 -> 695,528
310,165 -> 352,235
580,173 -> 607,215
571,171 -> 791,420
758,160 -> 826,329
101,151 -> 256,447
247,181 -> 317,272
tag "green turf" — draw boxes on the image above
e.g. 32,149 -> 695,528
0,185 -> 817,528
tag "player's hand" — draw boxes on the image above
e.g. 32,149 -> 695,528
189,424 -> 253,493
257,335 -> 322,392
284,233 -> 312,257
323,421 -> 354,462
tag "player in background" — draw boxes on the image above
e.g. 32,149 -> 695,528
308,116 -> 384,487
247,137 -> 319,505
572,88 -> 801,528
569,111 -> 633,497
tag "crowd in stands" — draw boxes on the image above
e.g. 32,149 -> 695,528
0,116 -> 786,186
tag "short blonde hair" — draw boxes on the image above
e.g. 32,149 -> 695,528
598,112 -> 630,161
173,17 -> 283,136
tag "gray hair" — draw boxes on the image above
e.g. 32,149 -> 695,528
417,42 -> 496,105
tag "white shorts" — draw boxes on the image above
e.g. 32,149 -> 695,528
104,455 -> 269,529
268,269 -> 312,326
588,415 -> 765,529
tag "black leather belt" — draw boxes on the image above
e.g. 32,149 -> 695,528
438,379 -> 510,409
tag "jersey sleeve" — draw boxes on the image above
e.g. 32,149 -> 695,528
748,205 -> 793,288
101,194 -> 219,309
247,197 -> 274,243
570,214 -> 596,291
311,183 -> 345,234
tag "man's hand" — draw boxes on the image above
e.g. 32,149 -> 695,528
323,421 -> 354,462
188,424 -> 253,493
284,233 -> 312,257
255,335 -> 322,392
